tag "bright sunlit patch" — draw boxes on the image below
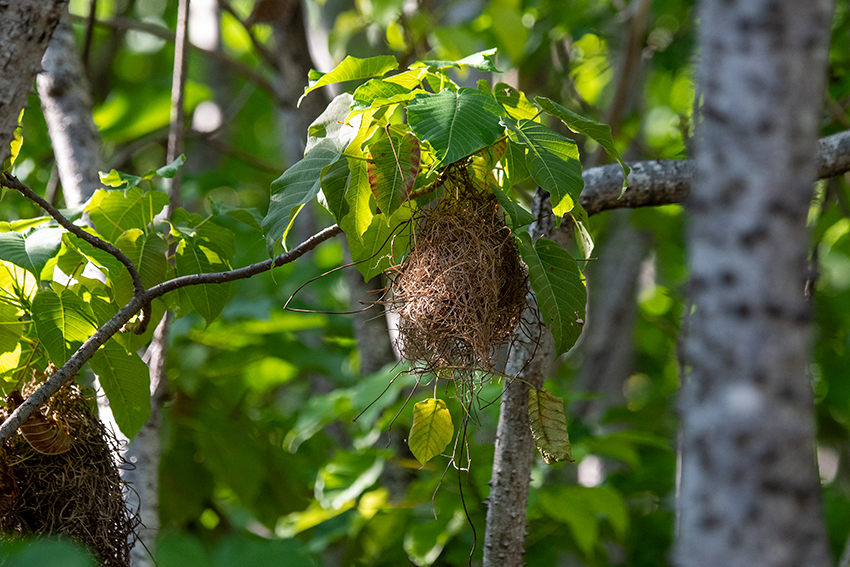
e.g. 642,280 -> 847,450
190,0 -> 219,50
578,454 -> 604,487
192,101 -> 223,133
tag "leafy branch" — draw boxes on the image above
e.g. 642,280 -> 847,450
0,173 -> 342,445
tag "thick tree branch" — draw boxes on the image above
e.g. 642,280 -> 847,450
580,129 -> 850,216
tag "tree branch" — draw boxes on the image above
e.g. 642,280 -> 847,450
580,129 -> 850,217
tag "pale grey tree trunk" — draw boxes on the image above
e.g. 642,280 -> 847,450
0,0 -> 68,166
37,13 -> 104,208
678,2 -> 834,567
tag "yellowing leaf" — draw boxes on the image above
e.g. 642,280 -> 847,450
528,388 -> 573,464
408,398 -> 453,465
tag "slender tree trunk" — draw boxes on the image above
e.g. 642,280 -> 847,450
0,0 -> 69,166
678,2 -> 834,567
37,12 -> 104,208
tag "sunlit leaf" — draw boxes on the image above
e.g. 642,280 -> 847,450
156,154 -> 186,178
408,398 -> 453,465
569,202 -> 594,258
352,79 -> 415,110
536,96 -> 629,192
503,117 -> 583,219
0,228 -> 64,278
300,55 -> 398,106
305,93 -> 360,155
315,452 -> 384,510
407,88 -> 504,168
32,288 -> 98,366
90,340 -> 151,439
4,109 -> 24,171
320,157 -> 375,243
519,234 -> 586,355
494,83 -> 539,120
414,48 -> 501,73
85,187 -> 169,243
99,169 -> 143,189
527,388 -> 573,464
0,302 -> 22,355
367,125 -> 420,217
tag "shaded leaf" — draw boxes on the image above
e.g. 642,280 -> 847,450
305,93 -> 359,155
32,288 -> 98,366
404,508 -> 465,566
174,238 -> 232,325
113,229 -> 168,307
527,388 -> 573,464
408,398 -> 453,465
90,340 -> 151,439
503,118 -> 583,219
348,205 -> 412,280
407,88 -> 504,168
0,228 -> 63,278
536,96 -> 630,192
569,202 -> 594,258
493,185 -> 535,229
519,234 -> 586,355
300,55 -> 398,106
367,125 -> 421,216
209,200 -> 264,233
314,452 -> 384,510
156,154 -> 186,178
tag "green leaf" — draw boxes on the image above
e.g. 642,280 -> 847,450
404,508 -> 465,566
168,209 -> 236,261
408,398 -> 453,465
113,229 -> 168,307
32,288 -> 98,366
569,202 -> 594,258
0,228 -> 64,278
352,79 -> 415,110
540,486 -> 629,551
536,96 -> 630,193
262,143 -> 344,254
300,55 -> 398,106
527,388 -> 573,464
414,48 -> 502,73
0,302 -> 23,355
348,205 -> 412,280
99,169 -> 143,189
367,125 -> 420,217
407,88 -> 504,168
503,138 -> 530,187
315,452 -> 384,510
494,83 -> 540,120
305,93 -> 359,155
90,340 -> 151,439
209,200 -> 264,233
519,234 -> 586,355
174,238 -> 232,325
503,118 -> 583,219
492,185 -> 535,229
156,154 -> 186,178
85,187 -> 169,243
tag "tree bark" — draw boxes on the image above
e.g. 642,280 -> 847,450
37,12 -> 104,208
482,191 -> 570,567
678,2 -> 834,567
0,0 -> 69,166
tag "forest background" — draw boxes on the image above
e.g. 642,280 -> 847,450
1,0 -> 850,566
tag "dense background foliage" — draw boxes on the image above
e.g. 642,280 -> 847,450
2,0 -> 850,565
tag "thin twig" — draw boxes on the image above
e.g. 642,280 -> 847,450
166,0 -> 190,213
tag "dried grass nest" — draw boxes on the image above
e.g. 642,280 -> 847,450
0,376 -> 139,567
386,171 -> 529,379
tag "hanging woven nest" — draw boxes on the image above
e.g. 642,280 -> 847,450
386,163 -> 528,380
0,374 -> 139,567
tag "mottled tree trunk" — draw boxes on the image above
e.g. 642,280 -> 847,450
678,2 -> 834,567
0,0 -> 68,166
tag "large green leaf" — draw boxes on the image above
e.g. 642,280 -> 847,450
367,125 -> 420,217
168,208 -> 236,261
407,88 -> 504,168
32,288 -> 98,366
0,228 -> 63,278
494,83 -> 540,120
539,486 -> 629,555
0,302 -> 22,355
348,206 -> 412,280
503,118 -> 583,219
320,157 -> 375,244
414,48 -> 501,73
492,185 -> 535,229
113,229 -> 168,307
408,398 -> 453,465
352,79 -> 416,110
90,340 -> 151,439
536,97 -> 630,192
174,238 -> 232,325
85,187 -> 169,243
519,234 -> 586,355
300,55 -> 398,106
527,388 -> 573,464
305,93 -> 359,155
